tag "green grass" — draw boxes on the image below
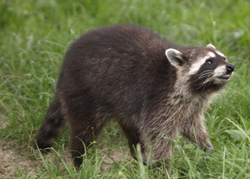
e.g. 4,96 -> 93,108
1,0 -> 250,178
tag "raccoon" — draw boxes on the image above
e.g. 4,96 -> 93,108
35,25 -> 234,170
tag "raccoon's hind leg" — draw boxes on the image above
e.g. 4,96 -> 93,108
35,94 -> 66,151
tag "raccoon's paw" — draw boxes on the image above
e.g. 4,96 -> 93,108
34,139 -> 53,154
204,143 -> 214,156
199,143 -> 214,162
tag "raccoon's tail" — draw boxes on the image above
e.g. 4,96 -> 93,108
35,94 -> 66,152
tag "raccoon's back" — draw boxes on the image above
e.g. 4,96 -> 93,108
58,25 -> 177,117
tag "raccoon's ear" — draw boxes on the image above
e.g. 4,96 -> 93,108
206,44 -> 216,49
165,48 -> 185,67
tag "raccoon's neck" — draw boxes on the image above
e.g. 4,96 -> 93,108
175,79 -> 212,106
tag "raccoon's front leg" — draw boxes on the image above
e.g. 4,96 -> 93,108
119,123 -> 148,165
35,94 -> 66,151
65,101 -> 109,168
70,119 -> 107,169
182,117 -> 213,153
150,137 -> 173,171
147,126 -> 178,171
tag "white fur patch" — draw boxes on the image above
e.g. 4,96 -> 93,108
213,65 -> 226,77
206,44 -> 216,49
215,50 -> 226,58
208,52 -> 216,58
206,44 -> 226,59
212,65 -> 228,84
188,52 -> 216,75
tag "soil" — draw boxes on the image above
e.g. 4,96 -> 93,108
0,139 -> 130,178
0,117 -> 130,178
0,140 -> 40,179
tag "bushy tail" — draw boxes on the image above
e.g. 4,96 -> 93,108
35,95 -> 65,151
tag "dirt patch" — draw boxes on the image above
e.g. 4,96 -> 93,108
0,141 -> 39,178
0,140 -> 130,178
0,115 -> 130,178
99,147 -> 131,172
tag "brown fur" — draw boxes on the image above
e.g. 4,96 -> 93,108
35,25 -> 234,170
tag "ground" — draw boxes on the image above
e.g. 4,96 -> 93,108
0,140 -> 38,178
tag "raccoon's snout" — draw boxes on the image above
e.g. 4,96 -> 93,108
213,63 -> 234,82
226,63 -> 235,73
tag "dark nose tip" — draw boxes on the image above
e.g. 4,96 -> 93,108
226,63 -> 235,72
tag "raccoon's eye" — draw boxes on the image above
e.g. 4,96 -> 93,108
206,60 -> 213,65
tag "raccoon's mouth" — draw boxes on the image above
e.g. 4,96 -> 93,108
212,73 -> 232,84
218,73 -> 232,81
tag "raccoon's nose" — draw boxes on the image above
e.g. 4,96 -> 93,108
226,63 -> 235,73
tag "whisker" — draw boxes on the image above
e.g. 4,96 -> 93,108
232,72 -> 240,78
191,71 -> 214,83
201,81 -> 211,92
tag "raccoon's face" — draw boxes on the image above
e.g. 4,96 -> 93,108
165,44 -> 234,93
